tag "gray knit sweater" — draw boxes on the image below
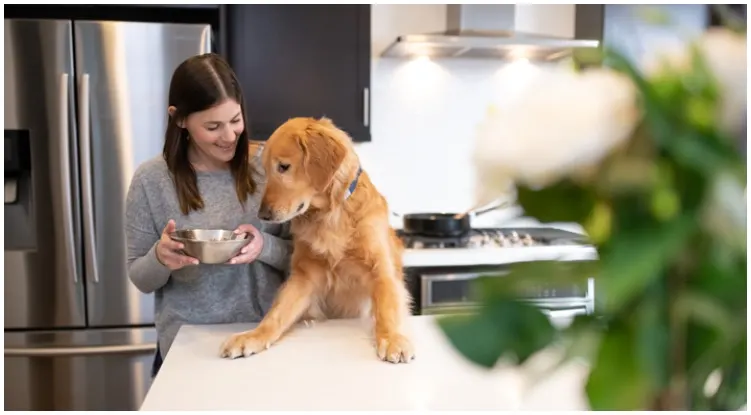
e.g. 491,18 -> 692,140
125,151 -> 291,358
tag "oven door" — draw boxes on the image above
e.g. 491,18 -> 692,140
420,303 -> 589,329
418,267 -> 594,326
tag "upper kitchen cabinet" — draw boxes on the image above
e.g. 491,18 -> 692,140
224,5 -> 372,142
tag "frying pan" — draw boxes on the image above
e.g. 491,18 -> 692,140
394,198 -> 511,237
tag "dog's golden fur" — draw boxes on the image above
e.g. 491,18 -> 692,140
220,117 -> 414,363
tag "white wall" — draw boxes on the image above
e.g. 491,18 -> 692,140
355,5 -> 533,216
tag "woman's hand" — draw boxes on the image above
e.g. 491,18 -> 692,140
155,220 -> 199,270
227,224 -> 265,264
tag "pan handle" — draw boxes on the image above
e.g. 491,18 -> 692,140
453,197 -> 511,220
469,198 -> 511,218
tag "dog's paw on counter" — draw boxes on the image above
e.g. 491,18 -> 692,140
376,333 -> 415,364
220,329 -> 276,359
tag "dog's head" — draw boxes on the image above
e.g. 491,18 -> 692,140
258,117 -> 350,223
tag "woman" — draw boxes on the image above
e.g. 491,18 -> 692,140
125,53 -> 292,377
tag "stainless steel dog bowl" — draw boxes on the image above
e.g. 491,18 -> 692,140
169,229 -> 252,264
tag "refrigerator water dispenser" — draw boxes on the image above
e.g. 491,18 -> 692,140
5,129 -> 30,204
4,129 -> 34,250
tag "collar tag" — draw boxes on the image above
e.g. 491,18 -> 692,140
344,166 -> 363,200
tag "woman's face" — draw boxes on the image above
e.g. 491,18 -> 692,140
172,99 -> 245,167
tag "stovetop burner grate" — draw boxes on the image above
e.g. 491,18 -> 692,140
397,227 -> 587,249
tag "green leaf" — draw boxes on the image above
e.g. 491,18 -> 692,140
649,186 -> 681,221
675,292 -> 737,339
686,322 -> 723,396
685,315 -> 746,406
437,299 -> 557,368
691,246 -> 747,312
635,278 -> 670,390
685,44 -> 720,103
684,297 -> 746,391
476,260 -> 598,301
436,312 -> 504,368
598,214 -> 695,313
667,131 -> 740,175
685,96 -> 715,130
709,338 -> 747,410
583,201 -> 614,245
651,69 -> 686,106
516,179 -> 597,223
586,323 -> 654,410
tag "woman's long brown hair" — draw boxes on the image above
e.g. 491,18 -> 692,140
163,53 -> 256,215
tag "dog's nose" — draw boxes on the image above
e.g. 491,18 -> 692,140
258,205 -> 272,221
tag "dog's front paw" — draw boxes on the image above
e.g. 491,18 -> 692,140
302,319 -> 317,328
220,329 -> 274,359
376,333 -> 415,364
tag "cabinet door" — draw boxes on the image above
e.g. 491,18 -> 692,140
227,5 -> 371,142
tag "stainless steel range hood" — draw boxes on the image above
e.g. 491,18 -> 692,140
380,4 -> 602,61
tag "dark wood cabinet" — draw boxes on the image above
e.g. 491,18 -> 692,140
4,5 -> 220,23
224,5 -> 371,142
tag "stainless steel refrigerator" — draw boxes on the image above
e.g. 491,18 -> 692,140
4,18 -> 211,411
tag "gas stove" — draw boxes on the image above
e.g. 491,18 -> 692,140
398,227 -> 587,250
399,227 -> 598,268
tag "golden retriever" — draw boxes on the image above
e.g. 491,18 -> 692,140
220,117 -> 415,364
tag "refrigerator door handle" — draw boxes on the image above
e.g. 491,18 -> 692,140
4,343 -> 157,357
78,73 -> 99,283
59,73 -> 79,284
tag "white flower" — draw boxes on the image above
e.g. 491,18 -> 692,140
473,66 -> 641,189
645,28 -> 747,135
701,170 -> 747,252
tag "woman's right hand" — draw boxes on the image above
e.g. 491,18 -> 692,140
155,220 -> 199,270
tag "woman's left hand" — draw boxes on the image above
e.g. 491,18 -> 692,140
227,224 -> 265,264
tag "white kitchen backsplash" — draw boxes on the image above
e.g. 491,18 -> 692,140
357,58 -> 501,215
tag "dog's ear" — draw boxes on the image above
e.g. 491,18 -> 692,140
297,127 -> 347,192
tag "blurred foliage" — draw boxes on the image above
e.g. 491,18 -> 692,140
438,15 -> 746,411
712,4 -> 748,35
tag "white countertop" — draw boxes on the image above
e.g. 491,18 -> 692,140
141,316 -> 591,411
